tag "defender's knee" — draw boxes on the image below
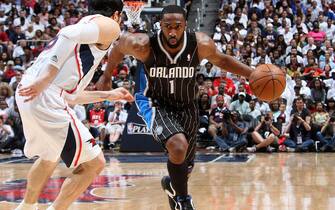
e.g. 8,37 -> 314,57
166,134 -> 189,164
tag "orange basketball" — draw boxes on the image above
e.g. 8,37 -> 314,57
249,64 -> 286,102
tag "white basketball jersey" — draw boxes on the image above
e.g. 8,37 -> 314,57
26,15 -> 110,95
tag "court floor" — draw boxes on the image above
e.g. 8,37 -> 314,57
0,152 -> 335,210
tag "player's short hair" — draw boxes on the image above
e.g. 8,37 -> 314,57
162,5 -> 186,19
88,0 -> 123,17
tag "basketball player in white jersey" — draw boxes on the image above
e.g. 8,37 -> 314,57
14,0 -> 131,210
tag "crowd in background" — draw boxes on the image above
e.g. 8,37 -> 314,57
196,0 -> 335,153
0,0 -> 335,156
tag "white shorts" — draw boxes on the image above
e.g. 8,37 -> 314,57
16,74 -> 101,168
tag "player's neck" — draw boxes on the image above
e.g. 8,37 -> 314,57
161,36 -> 184,57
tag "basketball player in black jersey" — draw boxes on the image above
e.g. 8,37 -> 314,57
97,5 -> 254,210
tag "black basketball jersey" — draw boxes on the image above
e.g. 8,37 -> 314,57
143,31 -> 200,108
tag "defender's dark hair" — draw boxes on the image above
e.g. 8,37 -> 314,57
88,0 -> 123,17
162,5 -> 186,19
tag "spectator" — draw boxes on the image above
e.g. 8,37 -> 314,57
88,102 -> 106,143
208,95 -> 226,139
247,112 -> 281,152
105,101 -> 128,147
327,98 -> 335,116
284,113 -> 314,152
199,62 -> 221,78
247,99 -> 261,119
316,116 -> 335,152
0,115 -> 15,153
307,22 -> 326,42
214,110 -> 247,152
311,102 -> 329,128
0,82 -> 14,108
229,92 -> 249,115
2,60 -> 16,83
310,79 -> 326,103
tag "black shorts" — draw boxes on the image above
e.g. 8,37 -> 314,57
152,106 -> 200,163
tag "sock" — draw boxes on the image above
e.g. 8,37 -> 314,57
46,206 -> 56,210
15,201 -> 38,210
167,159 -> 188,197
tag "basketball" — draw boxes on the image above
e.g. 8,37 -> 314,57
249,64 -> 286,102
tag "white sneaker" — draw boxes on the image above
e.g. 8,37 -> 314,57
267,146 -> 276,153
286,147 -> 296,152
247,146 -> 257,152
11,149 -> 23,157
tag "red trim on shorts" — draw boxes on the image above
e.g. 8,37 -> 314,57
65,44 -> 82,94
65,107 -> 82,167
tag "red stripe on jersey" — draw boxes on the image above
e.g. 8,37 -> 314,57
65,107 -> 83,167
65,45 -> 82,94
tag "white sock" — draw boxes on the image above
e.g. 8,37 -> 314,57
15,201 -> 38,210
46,205 -> 56,210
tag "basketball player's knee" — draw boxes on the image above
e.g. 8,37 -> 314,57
167,135 -> 189,163
80,153 -> 106,175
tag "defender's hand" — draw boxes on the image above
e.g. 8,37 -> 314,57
107,87 -> 134,102
96,74 -> 112,91
18,81 -> 46,102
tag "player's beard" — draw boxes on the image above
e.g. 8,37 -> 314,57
161,33 -> 184,49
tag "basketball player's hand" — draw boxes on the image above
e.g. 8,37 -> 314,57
96,75 -> 112,91
108,87 -> 134,102
18,81 -> 45,102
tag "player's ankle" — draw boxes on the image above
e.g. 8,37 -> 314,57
15,201 -> 38,210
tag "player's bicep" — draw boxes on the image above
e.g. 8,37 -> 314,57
46,35 -> 77,70
119,33 -> 150,61
197,32 -> 226,67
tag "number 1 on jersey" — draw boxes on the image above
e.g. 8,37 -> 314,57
169,80 -> 175,94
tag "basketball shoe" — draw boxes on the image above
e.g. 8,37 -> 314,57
161,176 -> 196,210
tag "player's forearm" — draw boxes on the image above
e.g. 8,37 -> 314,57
66,91 -> 109,105
36,65 -> 60,92
221,55 -> 253,78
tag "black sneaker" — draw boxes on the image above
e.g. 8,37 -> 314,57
161,176 -> 177,209
161,176 -> 196,210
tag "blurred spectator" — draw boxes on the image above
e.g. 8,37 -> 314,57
88,102 -> 106,143
0,115 -> 15,153
0,82 -> 14,108
316,115 -> 335,152
310,79 -> 326,103
105,101 -> 128,147
229,92 -> 249,115
311,102 -> 329,128
208,95 -> 226,140
247,99 -> 261,119
199,62 -> 221,78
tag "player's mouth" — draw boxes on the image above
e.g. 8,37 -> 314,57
169,38 -> 177,45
